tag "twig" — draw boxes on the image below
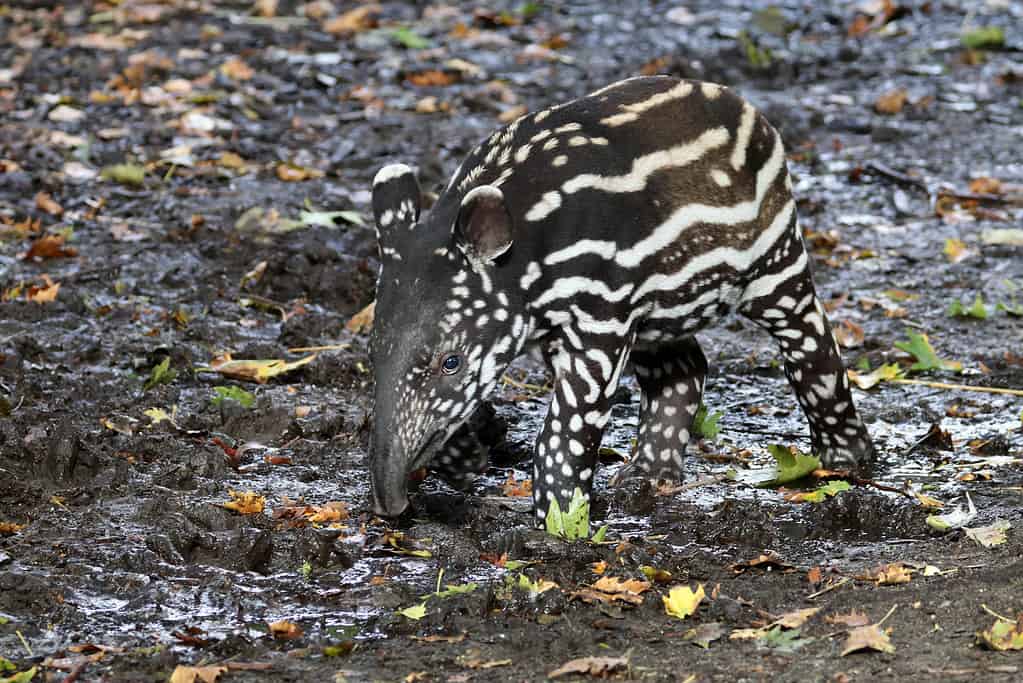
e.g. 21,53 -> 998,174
65,659 -> 89,683
866,161 -> 929,193
718,423 -> 811,441
981,603 -> 1015,623
876,603 -> 899,627
866,161 -> 1019,205
656,473 -> 732,496
890,378 -> 1023,397
808,576 -> 850,600
500,374 -> 550,393
287,344 -> 351,353
16,629 -> 32,656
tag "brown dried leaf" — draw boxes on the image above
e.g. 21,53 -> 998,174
220,57 -> 254,81
35,192 -> 64,216
875,88 -> 908,115
26,275 -> 60,304
862,562 -> 913,585
406,70 -> 459,87
834,319 -> 865,349
969,176 -> 1003,195
276,162 -> 324,182
730,551 -> 793,573
0,521 -> 26,535
772,607 -> 821,629
23,234 -> 78,260
324,5 -> 381,34
169,665 -> 228,683
502,472 -> 532,497
548,656 -> 628,679
346,301 -> 375,334
841,623 -> 895,656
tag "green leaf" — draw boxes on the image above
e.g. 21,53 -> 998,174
590,524 -> 608,543
693,404 -> 723,439
947,294 -> 988,319
398,602 -> 427,620
893,330 -> 962,373
143,357 -> 176,391
0,658 -> 15,673
759,444 -> 820,487
211,385 -> 256,408
390,27 -> 431,49
927,492 -> 977,531
787,479 -> 851,503
322,641 -> 355,657
504,560 -> 529,571
961,26 -> 1005,50
0,667 -> 37,683
434,582 -> 477,598
996,299 -> 1023,317
100,163 -> 145,186
301,560 -> 312,579
518,1 -> 541,18
759,625 -> 812,652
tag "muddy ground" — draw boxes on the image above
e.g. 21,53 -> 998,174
2,0 -> 1023,681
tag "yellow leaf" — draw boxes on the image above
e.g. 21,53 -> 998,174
221,490 -> 265,515
978,616 -> 1023,651
943,237 -> 971,263
169,665 -> 228,683
268,619 -> 303,640
346,301 -> 375,334
207,353 -> 317,384
663,584 -> 705,619
847,363 -> 903,390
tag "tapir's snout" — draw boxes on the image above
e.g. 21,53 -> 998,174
369,433 -> 412,518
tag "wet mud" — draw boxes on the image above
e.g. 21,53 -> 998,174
1,0 -> 1022,680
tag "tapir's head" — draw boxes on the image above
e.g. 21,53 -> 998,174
368,163 -> 529,517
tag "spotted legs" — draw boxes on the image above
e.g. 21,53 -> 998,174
532,336 -> 632,525
740,263 -> 874,468
611,337 -> 708,484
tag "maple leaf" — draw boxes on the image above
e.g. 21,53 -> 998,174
663,584 -> 705,619
841,624 -> 895,656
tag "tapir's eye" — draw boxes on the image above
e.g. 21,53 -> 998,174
441,353 -> 462,375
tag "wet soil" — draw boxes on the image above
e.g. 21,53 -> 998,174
1,1 -> 1022,681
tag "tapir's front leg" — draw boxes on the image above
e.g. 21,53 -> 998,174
532,335 -> 633,525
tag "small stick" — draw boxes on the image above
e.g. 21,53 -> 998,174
657,473 -> 732,496
808,576 -> 850,600
866,161 -> 929,192
287,344 -> 351,353
16,629 -> 32,656
981,603 -> 1015,623
500,374 -> 550,393
890,378 -> 1023,397
875,603 -> 899,627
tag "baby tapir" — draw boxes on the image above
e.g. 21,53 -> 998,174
368,76 -> 874,523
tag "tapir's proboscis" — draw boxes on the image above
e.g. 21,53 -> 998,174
367,76 -> 875,523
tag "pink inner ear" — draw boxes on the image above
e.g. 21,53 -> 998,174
460,189 -> 513,263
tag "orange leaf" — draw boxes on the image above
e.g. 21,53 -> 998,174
874,88 -> 908,114
323,5 -> 381,34
23,234 -> 78,260
35,191 -> 64,216
220,57 -> 254,81
26,275 -> 60,303
268,619 -> 303,640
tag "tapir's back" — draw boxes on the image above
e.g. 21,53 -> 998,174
442,76 -> 788,298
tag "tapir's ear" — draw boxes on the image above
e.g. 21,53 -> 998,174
454,185 -> 513,267
371,163 -> 421,244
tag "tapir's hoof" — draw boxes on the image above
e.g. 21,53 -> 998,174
609,461 -> 680,488
816,436 -> 877,475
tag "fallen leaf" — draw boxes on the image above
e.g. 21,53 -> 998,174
927,492 -> 977,531
964,519 -> 1011,548
26,276 -> 61,303
323,4 -> 381,34
841,623 -> 895,656
572,577 -> 651,605
762,444 -> 820,486
0,522 -> 26,535
639,565 -> 673,583
398,602 -> 427,620
101,163 -> 146,186
548,656 -> 628,679
730,551 -> 794,573
784,480 -> 851,503
894,330 -> 962,373
206,353 -> 317,384
220,57 -> 254,81
875,88 -> 908,114
34,192 -> 64,216
23,235 -> 78,260
663,584 -> 705,619
268,620 -> 303,640
221,490 -> 265,515
169,665 -> 227,683
943,237 -> 971,263
276,162 -> 324,182
847,363 -> 903,390
502,472 -> 532,497
834,319 -> 865,348
773,607 -> 821,629
346,301 -> 375,333
978,616 -> 1023,651
865,563 -> 913,585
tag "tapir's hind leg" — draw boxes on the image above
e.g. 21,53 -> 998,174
738,227 -> 874,468
611,337 -> 707,484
